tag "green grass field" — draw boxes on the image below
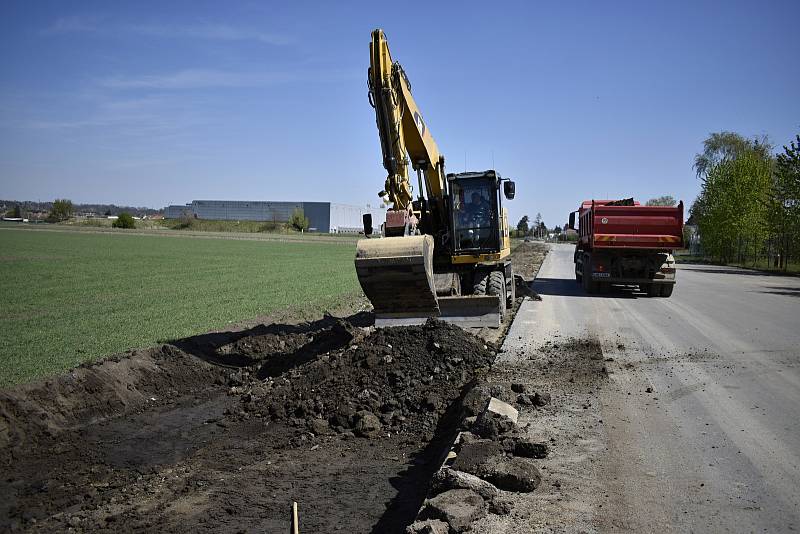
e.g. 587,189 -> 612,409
0,227 -> 362,387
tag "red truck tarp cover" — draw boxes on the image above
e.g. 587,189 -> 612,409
579,200 -> 684,250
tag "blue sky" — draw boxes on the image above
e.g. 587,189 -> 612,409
1,1 -> 798,227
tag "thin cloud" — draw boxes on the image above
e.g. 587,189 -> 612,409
128,24 -> 291,45
99,69 -> 298,90
41,17 -> 290,45
42,15 -> 104,34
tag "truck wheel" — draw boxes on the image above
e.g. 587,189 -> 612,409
576,264 -> 582,284
645,284 -> 659,297
582,256 -> 596,294
473,270 -> 488,295
487,271 -> 507,316
661,284 -> 674,298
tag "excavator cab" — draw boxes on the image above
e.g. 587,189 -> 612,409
448,171 -> 505,254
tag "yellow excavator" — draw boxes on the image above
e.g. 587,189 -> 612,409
355,29 -> 516,328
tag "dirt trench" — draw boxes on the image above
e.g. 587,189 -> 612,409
0,315 -> 501,533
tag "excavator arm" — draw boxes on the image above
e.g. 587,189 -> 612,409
369,29 -> 446,215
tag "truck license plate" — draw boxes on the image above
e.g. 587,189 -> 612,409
592,272 -> 610,278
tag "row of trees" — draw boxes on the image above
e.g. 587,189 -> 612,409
690,131 -> 800,269
4,198 -> 140,227
5,199 -> 76,221
516,213 -> 548,238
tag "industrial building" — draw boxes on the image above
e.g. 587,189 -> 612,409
163,200 -> 385,234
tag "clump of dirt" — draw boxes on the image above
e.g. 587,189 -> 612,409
215,331 -> 311,365
231,320 -> 497,440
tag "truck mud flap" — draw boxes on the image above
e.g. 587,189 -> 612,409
374,295 -> 501,328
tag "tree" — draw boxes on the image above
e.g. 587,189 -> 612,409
695,150 -> 772,263
177,210 -> 195,229
288,208 -> 309,232
516,215 -> 529,235
645,195 -> 677,207
768,134 -> 800,269
48,199 -> 73,222
533,213 -> 543,238
537,221 -> 547,238
112,212 -> 135,229
694,131 -> 771,179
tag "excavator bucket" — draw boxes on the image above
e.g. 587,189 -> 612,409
355,235 -> 439,317
355,236 -> 502,328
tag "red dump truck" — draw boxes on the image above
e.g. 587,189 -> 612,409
567,199 -> 684,297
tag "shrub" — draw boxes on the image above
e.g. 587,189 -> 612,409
177,211 -> 196,229
287,208 -> 309,232
112,212 -> 136,229
47,199 -> 73,222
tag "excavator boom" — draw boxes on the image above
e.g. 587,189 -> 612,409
368,29 -> 446,214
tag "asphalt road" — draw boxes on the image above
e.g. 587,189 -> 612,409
503,243 -> 800,532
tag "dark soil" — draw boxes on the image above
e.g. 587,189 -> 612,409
511,241 -> 548,281
0,315 -> 496,533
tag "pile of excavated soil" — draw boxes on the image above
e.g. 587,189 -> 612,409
229,320 -> 496,440
0,317 -> 497,533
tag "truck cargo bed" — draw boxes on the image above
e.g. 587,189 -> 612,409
579,201 -> 684,251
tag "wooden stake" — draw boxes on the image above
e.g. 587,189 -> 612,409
290,501 -> 299,534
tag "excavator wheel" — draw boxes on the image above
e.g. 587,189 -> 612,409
506,267 -> 515,308
487,271 -> 507,316
473,270 -> 488,295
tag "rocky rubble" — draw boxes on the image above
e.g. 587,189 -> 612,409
408,394 -> 552,533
